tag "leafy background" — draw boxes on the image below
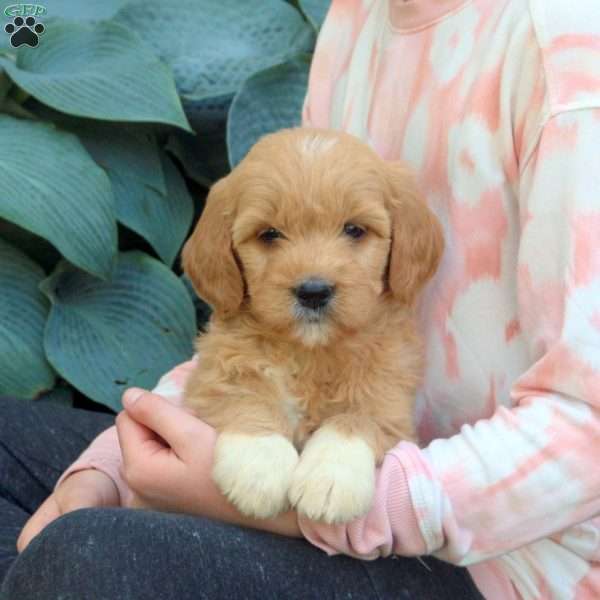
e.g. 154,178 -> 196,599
0,0 -> 329,412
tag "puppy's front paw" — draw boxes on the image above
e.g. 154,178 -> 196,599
288,429 -> 375,524
213,433 -> 299,519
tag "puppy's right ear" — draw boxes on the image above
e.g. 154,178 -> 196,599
182,176 -> 244,319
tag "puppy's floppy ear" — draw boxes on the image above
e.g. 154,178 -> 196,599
385,162 -> 444,305
182,176 -> 244,319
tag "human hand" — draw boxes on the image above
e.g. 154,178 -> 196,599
17,469 -> 119,552
116,388 -> 301,537
115,387 -> 218,513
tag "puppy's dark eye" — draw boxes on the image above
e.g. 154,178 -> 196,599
258,227 -> 282,244
343,223 -> 366,240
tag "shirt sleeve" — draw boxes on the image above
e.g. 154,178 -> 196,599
54,358 -> 197,506
298,107 -> 600,565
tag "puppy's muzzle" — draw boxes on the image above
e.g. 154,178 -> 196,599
293,278 -> 335,310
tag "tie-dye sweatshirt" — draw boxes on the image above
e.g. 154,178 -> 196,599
57,0 -> 600,598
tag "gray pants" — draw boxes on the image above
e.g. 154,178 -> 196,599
0,397 -> 483,600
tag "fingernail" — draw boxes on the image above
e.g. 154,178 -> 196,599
124,388 -> 145,407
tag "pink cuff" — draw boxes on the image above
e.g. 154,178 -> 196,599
298,444 -> 427,559
53,425 -> 133,506
55,456 -> 133,506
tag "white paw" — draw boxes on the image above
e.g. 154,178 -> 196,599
213,433 -> 299,519
288,428 -> 376,524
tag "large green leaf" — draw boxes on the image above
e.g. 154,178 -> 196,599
111,153 -> 194,266
41,252 -> 196,411
26,101 -> 168,195
77,123 -> 166,196
0,115 -> 117,278
181,273 -> 212,331
0,237 -> 55,398
37,383 -> 74,407
180,94 -> 232,134
298,0 -> 331,30
227,56 -> 311,167
0,68 -> 10,101
0,30 -> 11,55
0,21 -> 191,130
0,219 -> 60,272
166,128 -> 230,187
45,0 -> 131,22
116,0 -> 315,106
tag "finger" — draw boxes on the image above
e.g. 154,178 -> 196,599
116,411 -> 186,495
122,388 -> 207,455
116,409 -> 166,449
17,495 -> 60,552
116,411 -> 170,466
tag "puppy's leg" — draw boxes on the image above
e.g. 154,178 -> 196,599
289,415 -> 386,524
214,418 -> 299,520
185,354 -> 301,519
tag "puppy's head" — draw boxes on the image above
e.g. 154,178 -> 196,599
183,128 -> 443,346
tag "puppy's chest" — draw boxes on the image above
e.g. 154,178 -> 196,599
272,359 -> 351,446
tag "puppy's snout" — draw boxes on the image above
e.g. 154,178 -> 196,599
294,278 -> 335,310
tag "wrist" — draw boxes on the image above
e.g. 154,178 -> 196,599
62,468 -> 120,506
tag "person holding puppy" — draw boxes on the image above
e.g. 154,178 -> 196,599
2,1 -> 600,599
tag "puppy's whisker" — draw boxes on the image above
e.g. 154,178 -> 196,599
290,301 -> 332,346
292,301 -> 330,323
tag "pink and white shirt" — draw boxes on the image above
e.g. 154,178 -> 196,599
59,1 -> 600,598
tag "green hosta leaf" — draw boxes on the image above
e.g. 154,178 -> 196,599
0,68 -> 11,101
25,102 -> 168,195
112,153 -> 194,266
116,0 -> 315,103
0,21 -> 191,131
37,383 -> 74,407
181,273 -> 212,330
298,0 -> 331,30
41,252 -> 197,411
45,0 -> 131,22
228,56 -> 311,167
0,219 -> 60,272
165,129 -> 230,187
180,94 -> 232,134
0,115 -> 117,279
0,237 -> 55,398
0,31 -> 11,55
75,123 -> 166,196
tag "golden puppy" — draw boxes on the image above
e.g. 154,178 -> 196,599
182,128 -> 443,524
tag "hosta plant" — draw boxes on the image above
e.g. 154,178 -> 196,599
0,0 -> 328,411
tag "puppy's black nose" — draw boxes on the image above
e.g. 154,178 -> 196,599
294,278 -> 334,310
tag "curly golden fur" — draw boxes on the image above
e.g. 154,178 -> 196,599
182,128 -> 443,523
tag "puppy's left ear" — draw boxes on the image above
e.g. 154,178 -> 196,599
181,175 -> 244,319
385,162 -> 444,305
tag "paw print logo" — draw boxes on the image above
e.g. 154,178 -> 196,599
4,16 -> 45,48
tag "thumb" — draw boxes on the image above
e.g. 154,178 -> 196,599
122,388 -> 203,456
